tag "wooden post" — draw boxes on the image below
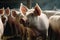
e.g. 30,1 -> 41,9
27,0 -> 31,8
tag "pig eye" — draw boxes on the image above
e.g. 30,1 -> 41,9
30,13 -> 34,16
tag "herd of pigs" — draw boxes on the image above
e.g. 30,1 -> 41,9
0,3 -> 60,40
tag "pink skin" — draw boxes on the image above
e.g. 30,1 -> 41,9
0,8 -> 4,40
49,15 -> 60,34
2,7 -> 10,25
20,3 -> 49,36
0,18 -> 4,39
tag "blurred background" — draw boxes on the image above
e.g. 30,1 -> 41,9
0,0 -> 60,10
0,0 -> 60,40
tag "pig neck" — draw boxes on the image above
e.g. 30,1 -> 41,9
28,13 -> 47,31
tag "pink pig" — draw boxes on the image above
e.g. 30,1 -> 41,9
20,3 -> 49,39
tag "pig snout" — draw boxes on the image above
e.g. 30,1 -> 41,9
20,17 -> 30,27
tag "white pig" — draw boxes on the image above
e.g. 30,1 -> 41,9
20,3 -> 49,38
49,15 -> 60,33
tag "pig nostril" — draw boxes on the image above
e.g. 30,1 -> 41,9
26,21 -> 30,25
20,18 -> 28,26
20,19 -> 25,24
27,22 -> 29,25
20,18 -> 30,26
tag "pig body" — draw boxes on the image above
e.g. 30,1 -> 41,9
49,15 -> 60,33
0,17 -> 4,40
49,14 -> 60,40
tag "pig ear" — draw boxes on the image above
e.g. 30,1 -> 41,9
0,7 -> 4,16
5,7 -> 10,16
11,10 -> 17,18
20,3 -> 28,15
34,3 -> 42,16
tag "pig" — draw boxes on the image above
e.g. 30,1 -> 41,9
49,15 -> 60,33
49,13 -> 60,40
10,9 -> 37,40
1,7 -> 10,26
0,8 -> 4,40
0,18 -> 4,40
20,3 -> 49,40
